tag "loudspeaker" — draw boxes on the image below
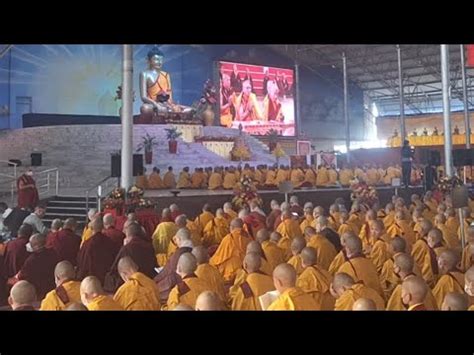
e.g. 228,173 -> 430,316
453,149 -> 472,167
452,185 -> 469,209
111,154 -> 144,177
30,153 -> 42,166
429,150 -> 441,166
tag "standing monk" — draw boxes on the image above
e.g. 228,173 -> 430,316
16,169 -> 39,210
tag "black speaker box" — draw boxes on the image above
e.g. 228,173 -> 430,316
111,154 -> 144,177
453,149 -> 472,167
31,153 -> 42,166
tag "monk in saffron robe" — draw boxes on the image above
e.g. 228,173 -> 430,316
379,237 -> 412,299
441,292 -> 469,310
202,209 -> 230,246
464,267 -> 474,310
347,206 -> 363,235
326,166 -> 338,186
113,257 -> 161,310
287,237 -> 306,276
432,250 -> 465,309
275,166 -> 289,186
208,167 -> 223,190
296,247 -> 334,310
40,261 -> 81,311
80,208 -> 99,248
366,219 -> 391,273
434,213 -> 460,251
3,224 -> 33,278
267,263 -> 319,310
223,202 -> 238,221
263,167 -> 277,188
328,204 -> 341,231
167,253 -> 211,310
276,210 -> 303,240
299,206 -> 315,234
163,167 -> 176,189
192,246 -> 226,302
330,272 -> 385,310
242,241 -> 272,276
194,203 -> 214,235
271,231 -> 291,261
315,165 -> 329,186
458,207 -> 473,240
102,214 -> 125,259
400,276 -> 430,311
305,222 -> 337,271
230,252 -> 275,310
387,210 -> 415,250
290,168 -> 305,188
256,229 -> 285,271
16,169 -> 39,210
148,167 -> 164,189
337,234 -> 384,297
80,276 -> 123,311
366,165 -> 380,186
176,167 -> 191,189
328,232 -> 353,275
445,208 -> 460,232
190,168 -> 206,189
339,167 -> 353,187
76,218 -> 116,285
152,208 -> 178,255
135,171 -> 148,189
359,209 -> 376,249
386,253 -> 437,310
232,79 -> 264,121
461,226 -> 474,271
8,281 -> 37,311
210,219 -> 251,282
337,212 -> 358,236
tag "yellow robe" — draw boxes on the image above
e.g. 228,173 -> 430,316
316,167 -> 329,186
290,169 -> 305,188
264,170 -> 277,186
254,169 -> 264,185
432,271 -> 465,309
267,287 -> 319,310
287,254 -> 305,276
195,263 -> 226,302
87,295 -> 123,311
276,218 -> 303,240
359,221 -> 374,250
230,272 -> 275,311
306,235 -> 337,271
195,211 -> 215,233
148,172 -> 164,189
147,70 -> 173,102
458,219 -> 472,240
277,236 -> 292,261
386,277 -> 438,310
261,240 -> 286,271
167,275 -> 211,310
190,172 -> 206,189
338,223 -> 357,237
437,224 -> 460,250
163,171 -> 176,188
383,212 -> 395,229
300,215 -> 314,234
347,213 -> 363,235
411,239 -> 438,288
303,169 -> 316,187
176,172 -> 191,189
136,175 -> 148,189
223,172 -> 237,189
337,256 -> 384,297
296,265 -> 334,310
208,172 -> 223,190
366,168 -> 379,185
327,169 -> 338,185
210,228 -> 251,281
339,169 -> 353,186
152,221 -> 178,254
113,272 -> 161,310
329,251 -> 346,275
461,244 -> 474,271
80,225 -> 93,248
446,216 -> 460,232
202,217 -> 229,246
387,220 -> 416,247
225,209 -> 238,221
334,283 -> 385,310
275,169 -> 289,185
369,239 -> 391,274
40,280 -> 81,311
260,257 -> 273,276
380,257 -> 401,300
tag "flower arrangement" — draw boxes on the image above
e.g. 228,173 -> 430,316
349,178 -> 378,208
165,127 -> 183,141
103,187 -> 126,211
437,175 -> 464,194
232,175 -> 263,210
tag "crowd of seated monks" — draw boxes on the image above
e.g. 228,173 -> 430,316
1,188 -> 474,311
135,163 -> 425,191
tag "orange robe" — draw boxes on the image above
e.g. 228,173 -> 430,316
261,240 -> 286,271
290,169 -> 305,188
306,234 -> 337,271
202,217 -> 230,246
316,167 -> 329,186
334,283 -> 385,310
386,276 -> 438,310
267,287 -> 319,310
337,256 -> 384,297
275,169 -> 289,185
327,169 -> 338,185
151,221 -> 178,255
411,238 -> 439,288
437,223 -> 460,250
147,70 -> 173,102
264,170 -> 277,186
303,169 -> 316,187
276,218 -> 303,240
368,239 -> 391,274
87,295 -> 123,311
300,215 -> 314,234
40,280 -> 81,311
148,172 -> 164,189
208,173 -> 223,190
296,265 -> 334,310
432,271 -> 465,309
80,225 -> 93,248
339,169 -> 353,186
163,171 -> 176,188
338,223 -> 357,237
190,172 -> 206,189
113,272 -> 161,310
136,175 -> 148,189
176,172 -> 191,189
167,275 -> 211,310
230,271 -> 275,310
287,254 -> 304,276
195,211 -> 215,234
195,263 -> 226,302
461,244 -> 474,271
387,220 -> 416,247
223,172 -> 237,189
329,250 -> 347,275
446,216 -> 460,233
277,236 -> 292,261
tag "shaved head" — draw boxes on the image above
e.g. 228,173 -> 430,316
87,208 -> 97,220
51,218 -> 63,231
175,228 -> 191,246
192,246 -> 209,265
118,256 -> 138,275
290,237 -> 306,254
401,276 -> 428,305
419,219 -> 433,237
90,217 -> 104,233
332,272 -> 355,290
63,218 -> 77,231
344,235 -> 363,256
435,213 -> 446,225
175,214 -> 188,228
195,291 -> 224,311
177,252 -> 198,276
125,222 -> 145,239
390,236 -> 407,254
246,241 -> 263,256
17,224 -> 33,239
301,247 -> 317,267
352,298 -> 376,311
256,229 -> 270,244
427,228 -> 443,246
441,292 -> 468,311
9,280 -> 36,309
273,263 -> 297,292
216,208 -> 224,218
223,202 -> 233,211
103,213 -> 115,227
173,303 -> 194,311
270,231 -> 282,243
243,252 -> 262,273
394,253 -> 415,274
170,204 -> 179,212
162,208 -> 171,219
230,218 -> 244,230
65,302 -> 88,311
54,261 -> 76,284
29,233 -> 46,251
81,276 -> 103,296
438,250 -> 461,274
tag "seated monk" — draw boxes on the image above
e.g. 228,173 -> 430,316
267,264 -> 319,310
80,209 -> 98,248
289,196 -> 304,217
445,207 -> 459,232
441,292 -> 469,311
304,223 -> 337,271
40,261 -> 81,311
202,209 -> 230,246
359,209 -> 376,251
339,166 -> 353,187
296,247 -> 334,310
263,166 -> 277,188
287,237 -> 307,276
271,231 -> 291,261
15,234 -> 59,300
434,213 -> 460,251
242,202 -> 266,238
192,246 -> 226,302
387,210 -> 415,250
386,253 -> 437,310
210,218 -> 251,282
163,167 -> 176,189
223,167 -> 237,190
176,167 -> 191,189
299,203 -> 315,233
432,250 -> 464,309
208,167 -> 223,190
102,214 -> 125,259
245,241 -> 273,276
65,303 -> 88,311
326,165 -> 338,186
347,204 -> 363,235
266,200 -> 281,230
191,168 -> 206,189
80,276 -> 123,311
152,208 -> 178,255
164,215 -> 202,263
9,280 -> 37,311
401,276 -> 429,311
135,169 -> 148,190
167,253 -> 211,310
230,252 -> 275,311
194,203 -> 214,235
256,229 -> 285,271
46,218 -> 80,267
274,165 -> 289,186
276,210 -> 303,240
382,203 -> 396,230
337,212 -> 358,236
76,218 -> 116,285
328,204 -> 341,231
272,202 -> 288,230
289,167 -> 305,188
461,226 -> 474,271
3,224 -> 33,278
223,202 -> 238,221
315,165 -> 329,186
148,167 -> 164,189
314,212 -> 342,252
380,237 -> 412,299
366,220 -> 391,274
195,291 -> 226,311
328,232 -> 353,275
46,219 -> 62,243
336,234 -> 384,297
113,256 -> 161,310
352,297 -> 377,311
302,167 -> 317,188
330,272 -> 385,310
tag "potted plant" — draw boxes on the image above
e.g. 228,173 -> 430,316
165,127 -> 183,154
137,132 -> 159,164
266,129 -> 279,152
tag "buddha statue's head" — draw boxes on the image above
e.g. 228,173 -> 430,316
147,46 -> 164,70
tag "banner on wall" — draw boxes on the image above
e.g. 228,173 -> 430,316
316,152 -> 337,169
467,45 -> 474,67
290,155 -> 308,169
297,140 -> 312,166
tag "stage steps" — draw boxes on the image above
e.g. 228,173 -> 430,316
42,195 -> 97,230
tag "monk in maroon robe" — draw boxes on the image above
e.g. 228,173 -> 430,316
0,254 -> 8,306
46,218 -> 80,266
3,224 -> 33,277
16,170 -> 39,210
76,217 -> 116,285
266,201 -> 282,231
17,234 -> 59,299
102,213 -> 125,258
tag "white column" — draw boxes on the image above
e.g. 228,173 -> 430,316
121,45 -> 134,189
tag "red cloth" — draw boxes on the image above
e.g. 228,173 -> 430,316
171,211 -> 183,222
244,212 -> 266,238
266,209 -> 281,231
76,232 -> 116,285
468,45 -> 474,67
3,237 -> 30,277
18,248 -> 59,300
46,228 -> 81,266
136,210 -> 160,237
103,227 -> 125,258
16,175 -> 39,210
